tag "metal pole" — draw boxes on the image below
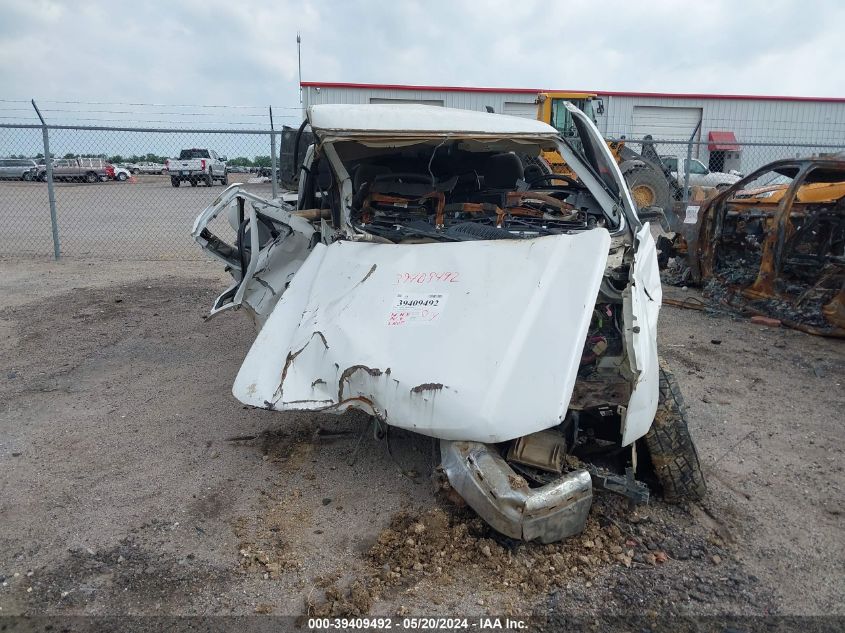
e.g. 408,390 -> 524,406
683,118 -> 702,205
269,107 -> 279,198
297,33 -> 303,104
32,100 -> 60,259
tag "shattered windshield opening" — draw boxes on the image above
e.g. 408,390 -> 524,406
333,139 -> 610,243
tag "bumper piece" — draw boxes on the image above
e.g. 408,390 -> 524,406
440,440 -> 592,544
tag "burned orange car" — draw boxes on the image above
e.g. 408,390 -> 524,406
669,157 -> 844,337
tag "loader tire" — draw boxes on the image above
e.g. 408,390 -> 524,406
623,164 -> 673,213
643,363 -> 706,503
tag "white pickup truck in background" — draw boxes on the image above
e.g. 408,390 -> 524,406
661,155 -> 741,190
166,149 -> 227,187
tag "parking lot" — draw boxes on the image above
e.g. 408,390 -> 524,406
2,175 -> 274,259
1,255 -> 842,624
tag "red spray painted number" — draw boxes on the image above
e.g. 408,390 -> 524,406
396,271 -> 460,284
388,311 -> 409,326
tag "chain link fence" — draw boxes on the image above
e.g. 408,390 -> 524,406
1,116 -> 844,260
0,123 -> 282,259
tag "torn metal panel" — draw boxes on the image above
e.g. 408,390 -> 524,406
621,223 -> 662,446
192,185 -> 316,320
233,230 -> 611,443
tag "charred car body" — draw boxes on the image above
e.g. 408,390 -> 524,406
193,103 -> 705,543
661,157 -> 845,337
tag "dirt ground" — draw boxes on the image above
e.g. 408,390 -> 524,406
0,257 -> 843,628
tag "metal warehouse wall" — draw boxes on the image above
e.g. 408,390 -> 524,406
596,93 -> 845,170
302,85 -> 845,173
303,86 -> 537,117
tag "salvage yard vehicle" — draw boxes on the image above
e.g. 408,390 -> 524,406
193,103 -> 706,543
661,156 -> 741,190
134,161 -> 168,175
108,164 -> 132,181
0,158 -> 38,180
166,149 -> 227,187
663,157 -> 845,337
37,157 -> 108,183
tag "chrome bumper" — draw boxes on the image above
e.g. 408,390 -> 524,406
440,440 -> 592,543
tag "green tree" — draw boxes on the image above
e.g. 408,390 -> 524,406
63,152 -> 77,159
253,155 -> 272,168
228,156 -> 253,167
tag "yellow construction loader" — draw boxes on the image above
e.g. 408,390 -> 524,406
536,92 -> 676,212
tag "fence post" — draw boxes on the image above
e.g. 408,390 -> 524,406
31,100 -> 60,260
683,119 -> 703,205
269,107 -> 279,198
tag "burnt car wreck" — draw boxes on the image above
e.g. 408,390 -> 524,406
660,157 -> 845,337
193,103 -> 706,543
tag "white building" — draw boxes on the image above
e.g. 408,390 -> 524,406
301,82 -> 845,173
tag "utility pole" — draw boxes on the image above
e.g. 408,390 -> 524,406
297,32 -> 303,104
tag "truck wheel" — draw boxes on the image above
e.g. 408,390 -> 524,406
22,172 -> 32,182
117,172 -> 128,181
220,171 -> 227,185
171,177 -> 180,188
642,362 -> 706,503
623,164 -> 673,212
85,171 -> 98,184
205,172 -> 214,187
190,178 -> 198,187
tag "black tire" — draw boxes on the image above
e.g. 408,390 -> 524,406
642,362 -> 706,502
220,170 -> 227,185
132,169 -> 140,175
623,164 -> 673,212
22,172 -> 32,182
85,171 -> 98,184
117,172 -> 128,181
171,177 -> 181,188
205,172 -> 213,187
190,178 -> 198,187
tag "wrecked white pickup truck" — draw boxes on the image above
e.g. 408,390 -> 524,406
192,103 -> 705,543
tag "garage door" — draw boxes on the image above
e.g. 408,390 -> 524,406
502,101 -> 538,119
369,97 -> 444,106
631,106 -> 702,140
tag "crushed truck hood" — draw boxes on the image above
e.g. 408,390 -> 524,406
233,230 -> 611,443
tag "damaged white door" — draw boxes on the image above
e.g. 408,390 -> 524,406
191,186 -> 316,320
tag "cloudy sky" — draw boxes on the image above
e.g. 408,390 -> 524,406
1,0 -> 841,127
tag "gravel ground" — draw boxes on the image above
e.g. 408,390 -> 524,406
0,257 -> 843,628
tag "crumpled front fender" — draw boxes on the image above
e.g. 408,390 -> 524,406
440,440 -> 592,543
